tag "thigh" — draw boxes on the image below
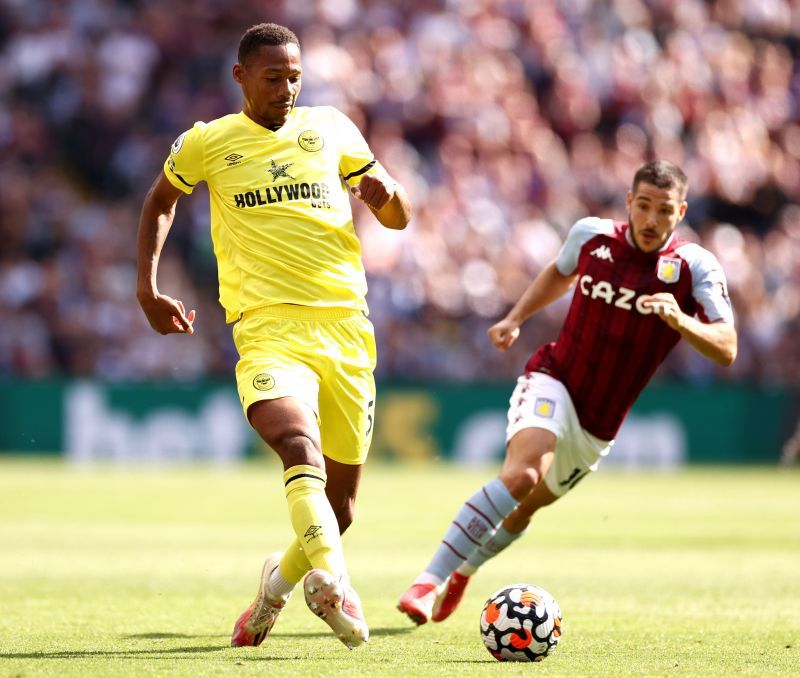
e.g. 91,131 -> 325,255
234,314 -> 322,422
248,396 -> 323,469
502,372 -> 584,499
506,372 -> 571,443
500,427 -> 557,499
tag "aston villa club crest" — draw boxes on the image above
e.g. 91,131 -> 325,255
656,256 -> 681,284
534,398 -> 556,419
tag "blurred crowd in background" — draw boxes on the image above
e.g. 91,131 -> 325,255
0,0 -> 798,385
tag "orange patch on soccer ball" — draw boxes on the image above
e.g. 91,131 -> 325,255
519,590 -> 541,607
553,616 -> 562,637
510,629 -> 533,649
485,602 -> 500,624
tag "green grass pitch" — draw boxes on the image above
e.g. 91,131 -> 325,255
0,458 -> 798,676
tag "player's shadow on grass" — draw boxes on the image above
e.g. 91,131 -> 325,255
120,626 -> 414,642
447,659 -> 504,664
274,626 -> 415,639
0,647 -> 236,659
124,633 -> 205,640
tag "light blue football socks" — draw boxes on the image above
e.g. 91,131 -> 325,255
420,478 -> 518,584
457,523 -> 527,576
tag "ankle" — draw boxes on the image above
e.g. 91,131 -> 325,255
414,572 -> 444,588
456,563 -> 477,577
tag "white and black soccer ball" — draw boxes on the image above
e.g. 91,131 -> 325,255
479,583 -> 562,662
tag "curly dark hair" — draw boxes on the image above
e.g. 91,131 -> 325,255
238,23 -> 300,65
632,160 -> 689,199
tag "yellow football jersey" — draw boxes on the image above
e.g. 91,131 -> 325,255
163,106 -> 389,323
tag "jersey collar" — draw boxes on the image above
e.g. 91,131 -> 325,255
625,224 -> 676,254
238,109 -> 297,136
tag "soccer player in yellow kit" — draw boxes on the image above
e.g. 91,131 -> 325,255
136,23 -> 411,649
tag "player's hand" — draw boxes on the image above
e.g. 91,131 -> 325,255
641,293 -> 684,331
138,293 -> 196,335
351,174 -> 395,211
488,318 -> 521,351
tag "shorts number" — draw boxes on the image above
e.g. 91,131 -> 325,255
365,399 -> 375,438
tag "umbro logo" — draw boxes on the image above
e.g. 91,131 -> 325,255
225,153 -> 243,166
304,525 -> 323,543
590,245 -> 614,262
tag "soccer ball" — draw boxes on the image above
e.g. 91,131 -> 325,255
479,583 -> 562,662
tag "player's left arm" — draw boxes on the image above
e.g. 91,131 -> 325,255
333,107 -> 411,230
641,293 -> 737,366
351,174 -> 411,230
644,245 -> 737,366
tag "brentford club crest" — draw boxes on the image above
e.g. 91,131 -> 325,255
657,256 -> 681,283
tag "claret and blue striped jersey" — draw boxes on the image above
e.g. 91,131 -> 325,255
526,218 -> 734,440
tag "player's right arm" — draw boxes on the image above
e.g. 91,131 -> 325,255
136,171 -> 195,334
489,217 -> 609,351
488,262 -> 577,351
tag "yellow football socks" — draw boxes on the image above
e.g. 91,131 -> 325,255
278,539 -> 311,584
282,464 -> 345,578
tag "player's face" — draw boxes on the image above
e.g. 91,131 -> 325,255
626,182 -> 687,253
233,43 -> 302,129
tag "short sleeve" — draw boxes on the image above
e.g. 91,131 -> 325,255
331,107 -> 390,188
676,243 -> 735,325
163,122 -> 206,194
555,217 -> 616,275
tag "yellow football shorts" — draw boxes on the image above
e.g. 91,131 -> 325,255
232,304 -> 377,465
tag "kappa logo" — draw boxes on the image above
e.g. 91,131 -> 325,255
304,525 -> 323,543
267,158 -> 295,181
225,153 -> 243,167
590,245 -> 614,262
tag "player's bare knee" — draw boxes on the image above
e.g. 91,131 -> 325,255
271,430 -> 324,469
499,466 -> 540,501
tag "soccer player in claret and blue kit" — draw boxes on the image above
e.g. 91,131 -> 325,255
136,23 -> 411,649
398,160 -> 736,625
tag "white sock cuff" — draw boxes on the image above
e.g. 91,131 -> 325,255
415,572 -> 445,587
269,565 -> 296,599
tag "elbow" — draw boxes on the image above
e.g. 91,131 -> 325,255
711,325 -> 737,367
381,208 -> 411,231
391,198 -> 412,230
385,184 -> 411,229
718,343 -> 737,367
395,211 -> 411,230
